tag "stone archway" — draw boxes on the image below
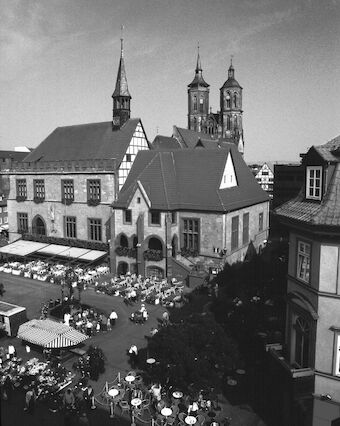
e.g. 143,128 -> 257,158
117,261 -> 128,276
32,215 -> 46,236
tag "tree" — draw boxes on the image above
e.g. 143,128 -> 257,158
146,312 -> 239,394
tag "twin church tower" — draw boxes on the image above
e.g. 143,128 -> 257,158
111,37 -> 244,152
187,47 -> 244,152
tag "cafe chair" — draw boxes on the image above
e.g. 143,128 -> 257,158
119,400 -> 130,415
178,412 -> 186,422
197,414 -> 206,425
171,405 -> 179,416
141,399 -> 151,415
166,416 -> 176,425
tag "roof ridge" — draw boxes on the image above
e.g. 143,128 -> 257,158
159,153 -> 170,209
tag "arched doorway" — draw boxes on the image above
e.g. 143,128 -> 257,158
117,261 -> 128,276
120,234 -> 128,247
148,237 -> 163,251
32,216 -> 46,236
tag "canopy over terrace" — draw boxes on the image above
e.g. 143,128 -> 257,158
0,240 -> 107,263
17,319 -> 88,348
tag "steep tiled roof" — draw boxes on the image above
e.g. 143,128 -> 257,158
23,119 -> 144,167
152,136 -> 181,151
0,151 -> 28,161
114,147 -> 268,212
173,127 -> 219,149
275,135 -> 340,228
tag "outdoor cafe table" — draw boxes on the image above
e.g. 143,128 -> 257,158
131,398 -> 142,407
172,391 -> 183,399
161,407 -> 173,418
146,358 -> 156,365
108,388 -> 119,398
125,375 -> 135,383
185,415 -> 197,425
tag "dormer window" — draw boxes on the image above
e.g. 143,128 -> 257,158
306,166 -> 322,200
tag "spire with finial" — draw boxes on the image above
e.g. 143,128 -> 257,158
188,42 -> 209,88
195,42 -> 202,73
112,25 -> 131,129
228,55 -> 235,79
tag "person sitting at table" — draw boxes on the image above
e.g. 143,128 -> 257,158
63,388 -> 76,410
156,399 -> 166,413
188,399 -> 199,415
83,385 -> 94,410
150,382 -> 162,401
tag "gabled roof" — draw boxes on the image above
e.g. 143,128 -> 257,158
114,147 -> 268,213
173,126 -> 219,149
23,119 -> 146,167
275,135 -> 340,228
152,135 -> 181,151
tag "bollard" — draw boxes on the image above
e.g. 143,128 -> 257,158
105,381 -> 109,392
110,401 -> 114,418
118,372 -> 121,383
91,396 -> 96,410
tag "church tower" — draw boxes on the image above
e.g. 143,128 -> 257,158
187,45 -> 210,132
220,59 -> 243,146
112,35 -> 131,129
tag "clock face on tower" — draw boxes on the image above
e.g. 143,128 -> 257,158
112,116 -> 120,127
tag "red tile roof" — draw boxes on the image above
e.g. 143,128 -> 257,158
114,147 -> 268,212
23,119 -> 145,167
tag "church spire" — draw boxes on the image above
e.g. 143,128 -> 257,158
195,42 -> 202,73
228,55 -> 235,79
112,26 -> 131,129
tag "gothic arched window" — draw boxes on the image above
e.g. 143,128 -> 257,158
227,116 -> 231,130
294,316 -> 310,368
226,92 -> 231,109
193,95 -> 197,111
233,93 -> 237,108
199,97 -> 204,113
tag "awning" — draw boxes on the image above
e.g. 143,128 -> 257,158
17,319 -> 87,348
0,240 -> 48,256
0,239 -> 107,261
78,250 -> 107,261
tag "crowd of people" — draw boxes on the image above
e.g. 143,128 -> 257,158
95,273 -> 186,308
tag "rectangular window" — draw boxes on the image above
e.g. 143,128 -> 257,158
88,218 -> 102,241
126,154 -> 132,162
62,180 -> 74,203
334,334 -> 340,377
3,207 -> 7,213
0,218 -> 2,225
259,212 -> 264,232
33,179 -> 45,200
87,179 -> 101,202
306,166 -> 322,200
242,213 -> 249,245
16,179 -> 27,199
64,216 -> 77,238
17,212 -> 28,233
124,209 -> 132,224
297,241 -> 311,283
4,217 -> 8,223
0,207 -> 2,213
150,211 -> 161,225
182,218 -> 199,251
171,212 -> 177,224
231,216 -> 239,251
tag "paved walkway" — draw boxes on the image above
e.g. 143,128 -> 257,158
0,272 -> 266,425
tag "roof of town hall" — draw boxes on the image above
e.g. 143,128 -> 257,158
113,145 -> 269,213
275,135 -> 340,228
23,118 -> 147,166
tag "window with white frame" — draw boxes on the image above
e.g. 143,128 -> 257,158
306,166 -> 322,200
297,241 -> 311,283
334,333 -> 340,377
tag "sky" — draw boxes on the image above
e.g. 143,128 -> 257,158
0,0 -> 339,163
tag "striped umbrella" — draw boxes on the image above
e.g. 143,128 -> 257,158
17,318 -> 87,348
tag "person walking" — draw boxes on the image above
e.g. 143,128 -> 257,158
109,310 -> 118,328
128,344 -> 138,369
24,387 -> 37,414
